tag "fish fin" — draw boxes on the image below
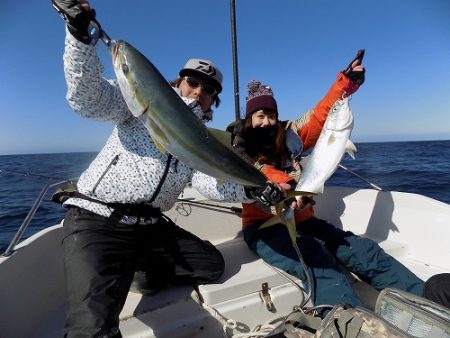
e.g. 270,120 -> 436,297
150,134 -> 167,154
138,114 -> 170,154
259,215 -> 282,230
317,183 -> 324,194
346,140 -> 357,160
216,179 -> 226,185
286,217 -> 297,246
260,207 -> 298,246
282,207 -> 297,246
207,127 -> 234,151
286,190 -> 315,198
299,155 -> 310,168
275,201 -> 284,215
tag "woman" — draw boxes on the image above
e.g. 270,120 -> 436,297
229,57 -> 425,310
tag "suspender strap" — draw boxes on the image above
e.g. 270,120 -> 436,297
52,153 -> 175,222
149,154 -> 172,203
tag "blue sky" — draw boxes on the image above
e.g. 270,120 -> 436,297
1,0 -> 449,155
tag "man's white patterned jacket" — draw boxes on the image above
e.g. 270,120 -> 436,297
62,32 -> 252,223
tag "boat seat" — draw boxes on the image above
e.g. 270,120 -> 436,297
198,237 -> 408,307
121,237 -> 407,318
198,238 -> 302,306
377,239 -> 408,257
120,285 -> 195,320
121,237 -> 302,319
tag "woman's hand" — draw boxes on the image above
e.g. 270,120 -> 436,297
294,195 -> 315,210
343,49 -> 366,95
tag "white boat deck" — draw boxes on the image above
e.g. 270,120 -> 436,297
1,186 -> 449,338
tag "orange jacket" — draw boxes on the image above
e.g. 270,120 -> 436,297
242,72 -> 355,228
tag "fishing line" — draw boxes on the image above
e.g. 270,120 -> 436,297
177,198 -> 242,214
0,168 -> 69,181
338,164 -> 382,191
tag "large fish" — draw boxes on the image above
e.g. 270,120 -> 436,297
111,40 -> 266,187
295,96 -> 356,194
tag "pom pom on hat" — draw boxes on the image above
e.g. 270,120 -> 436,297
245,80 -> 278,117
246,80 -> 274,100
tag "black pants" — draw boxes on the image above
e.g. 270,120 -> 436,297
62,206 -> 224,338
424,273 -> 450,309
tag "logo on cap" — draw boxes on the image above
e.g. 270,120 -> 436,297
195,61 -> 216,77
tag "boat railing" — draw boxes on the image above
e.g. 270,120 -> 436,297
1,163 -> 381,258
2,177 -> 77,257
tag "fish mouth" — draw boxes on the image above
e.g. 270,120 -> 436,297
111,41 -> 122,69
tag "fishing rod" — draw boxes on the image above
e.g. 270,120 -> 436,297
177,198 -> 242,214
338,164 -> 382,191
230,0 -> 241,121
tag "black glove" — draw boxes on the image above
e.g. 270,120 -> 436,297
245,182 -> 284,206
52,0 -> 98,44
343,49 -> 365,86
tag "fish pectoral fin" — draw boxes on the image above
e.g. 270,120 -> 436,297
280,207 -> 297,246
286,190 -> 315,198
346,140 -> 357,160
259,215 -> 282,230
317,183 -> 324,194
150,134 -> 167,154
284,215 -> 297,246
138,114 -> 171,154
260,207 -> 298,246
299,155 -> 310,168
275,202 -> 284,215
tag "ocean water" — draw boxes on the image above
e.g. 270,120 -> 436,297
1,140 -> 449,252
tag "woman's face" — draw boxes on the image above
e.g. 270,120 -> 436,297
251,109 -> 278,128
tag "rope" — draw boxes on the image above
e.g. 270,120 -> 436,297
199,289 -> 287,338
199,301 -> 237,338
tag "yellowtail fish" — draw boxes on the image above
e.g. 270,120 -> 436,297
111,40 -> 266,187
295,96 -> 356,194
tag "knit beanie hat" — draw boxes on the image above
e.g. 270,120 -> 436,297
245,80 -> 278,117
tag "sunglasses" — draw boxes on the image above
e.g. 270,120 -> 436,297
184,76 -> 217,97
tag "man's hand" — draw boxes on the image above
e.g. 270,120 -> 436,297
52,0 -> 97,44
245,182 -> 286,206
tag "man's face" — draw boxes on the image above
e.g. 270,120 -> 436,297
178,76 -> 216,112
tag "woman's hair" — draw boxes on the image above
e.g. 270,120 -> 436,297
170,78 -> 221,109
240,115 -> 290,166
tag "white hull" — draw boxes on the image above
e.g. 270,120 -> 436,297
1,186 -> 449,337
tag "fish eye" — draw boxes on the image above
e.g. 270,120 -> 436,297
122,64 -> 129,75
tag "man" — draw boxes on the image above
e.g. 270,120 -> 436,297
52,1 -> 283,336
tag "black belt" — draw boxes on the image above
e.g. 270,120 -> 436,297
52,184 -> 163,225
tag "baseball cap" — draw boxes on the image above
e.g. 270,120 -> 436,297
179,58 -> 223,93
